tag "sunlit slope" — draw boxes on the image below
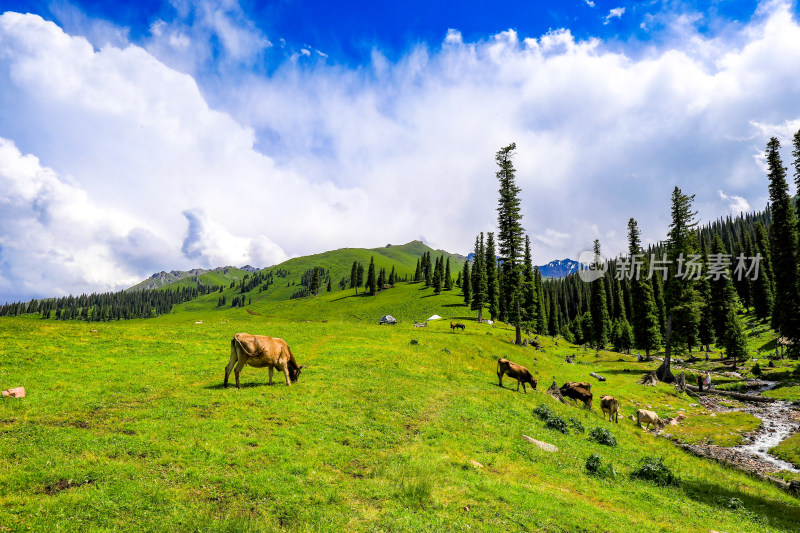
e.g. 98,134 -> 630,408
0,311 -> 798,531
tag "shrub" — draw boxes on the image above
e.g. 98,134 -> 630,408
568,417 -> 585,434
585,453 -> 617,479
751,363 -> 762,377
533,404 -> 569,434
630,456 -> 679,487
546,416 -> 569,434
588,427 -> 617,447
533,404 -> 555,421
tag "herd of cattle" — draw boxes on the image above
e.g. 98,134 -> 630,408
224,333 -> 664,430
496,356 -> 665,429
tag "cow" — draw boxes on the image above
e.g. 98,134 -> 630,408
635,409 -> 664,430
560,383 -> 593,408
497,358 -> 538,392
224,333 -> 304,388
450,322 -> 466,331
600,395 -> 620,423
560,381 -> 592,393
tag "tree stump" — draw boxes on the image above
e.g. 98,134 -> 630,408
546,381 -> 568,404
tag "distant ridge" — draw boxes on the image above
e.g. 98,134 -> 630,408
130,265 -> 259,291
538,258 -> 579,278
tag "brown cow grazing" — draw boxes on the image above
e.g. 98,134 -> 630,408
224,333 -> 304,388
635,409 -> 664,430
497,358 -> 538,392
600,395 -> 620,423
560,383 -> 593,408
560,381 -> 592,393
450,322 -> 466,331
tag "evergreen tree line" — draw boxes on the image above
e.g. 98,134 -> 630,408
543,131 -> 800,373
0,283 -> 218,321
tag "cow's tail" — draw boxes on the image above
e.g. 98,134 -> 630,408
233,334 -> 252,359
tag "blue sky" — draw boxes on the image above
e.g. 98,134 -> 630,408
1,0 -> 800,302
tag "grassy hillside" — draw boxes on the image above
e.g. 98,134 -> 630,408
128,241 -> 466,304
1,283 -> 799,531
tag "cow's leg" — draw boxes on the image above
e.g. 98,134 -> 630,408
234,357 -> 247,389
515,380 -> 520,392
268,367 -> 274,385
224,346 -> 238,387
521,382 -> 527,393
282,365 -> 291,386
497,370 -> 503,389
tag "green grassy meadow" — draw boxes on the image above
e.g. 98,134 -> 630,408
2,283 -> 800,531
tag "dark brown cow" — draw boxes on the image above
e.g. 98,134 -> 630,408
224,333 -> 304,388
450,322 -> 465,331
600,395 -> 620,423
560,381 -> 592,393
497,358 -> 538,392
560,383 -> 593,408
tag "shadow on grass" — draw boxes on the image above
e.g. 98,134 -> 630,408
203,381 -> 270,390
442,303 -> 468,308
680,477 -> 800,530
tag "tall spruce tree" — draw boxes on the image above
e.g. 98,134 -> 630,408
765,137 -> 800,347
445,258 -> 453,290
495,143 -> 526,344
590,239 -> 610,350
751,221 -> 774,320
462,261 -> 471,306
522,235 -> 537,331
471,233 -> 488,321
628,218 -> 661,357
658,187 -> 701,382
485,233 -> 499,320
697,240 -> 714,352
536,268 -> 547,334
433,256 -> 443,295
366,257 -> 376,296
351,261 -> 359,295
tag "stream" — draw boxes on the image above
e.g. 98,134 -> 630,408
732,382 -> 799,473
677,379 -> 800,478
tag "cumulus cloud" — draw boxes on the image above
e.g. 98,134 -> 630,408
718,190 -> 751,216
2,4 -> 800,301
604,7 -> 626,24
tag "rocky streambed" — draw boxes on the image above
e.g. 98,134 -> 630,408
672,380 -> 800,485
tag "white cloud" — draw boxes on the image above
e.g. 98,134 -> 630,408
604,7 -> 626,25
718,190 -> 751,215
3,4 -> 800,300
584,0 -> 596,7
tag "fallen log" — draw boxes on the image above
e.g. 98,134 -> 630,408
589,372 -> 606,382
685,385 -> 777,403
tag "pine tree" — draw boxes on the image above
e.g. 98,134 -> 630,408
697,240 -> 714,352
471,233 -> 487,321
414,259 -> 421,283
751,221 -> 774,320
658,187 -> 701,382
522,235 -> 537,331
590,239 -> 609,350
495,143 -> 526,344
462,261 -> 471,306
766,137 -> 800,345
433,256 -> 443,295
445,258 -> 453,290
351,261 -> 360,295
378,267 -> 386,289
628,218 -> 662,357
548,289 -> 560,337
485,232 -> 499,320
366,257 -> 377,296
310,268 -> 321,295
327,279 -> 332,293
424,252 -> 433,287
357,263 -> 365,293
536,268 -> 547,334
389,265 -> 396,286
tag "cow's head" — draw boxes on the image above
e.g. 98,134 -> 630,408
290,364 -> 305,383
